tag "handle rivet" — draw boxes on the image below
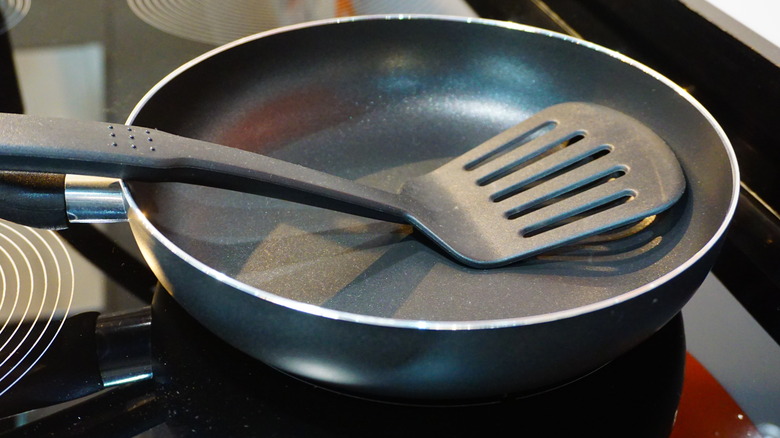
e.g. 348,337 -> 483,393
129,135 -> 135,140
131,144 -> 137,149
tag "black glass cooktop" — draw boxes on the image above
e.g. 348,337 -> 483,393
0,1 -> 778,437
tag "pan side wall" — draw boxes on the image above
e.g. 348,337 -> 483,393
129,207 -> 717,401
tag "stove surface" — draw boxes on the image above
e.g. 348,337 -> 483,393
0,1 -> 778,437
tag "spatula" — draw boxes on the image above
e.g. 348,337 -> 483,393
0,102 -> 684,267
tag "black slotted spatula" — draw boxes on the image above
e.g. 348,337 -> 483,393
0,102 -> 684,267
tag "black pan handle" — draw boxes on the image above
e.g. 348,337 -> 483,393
0,113 -> 409,224
0,171 -> 67,229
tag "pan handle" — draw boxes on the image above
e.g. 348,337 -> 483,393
0,171 -> 68,229
0,171 -> 128,229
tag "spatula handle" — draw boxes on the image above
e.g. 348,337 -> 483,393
0,113 -> 409,223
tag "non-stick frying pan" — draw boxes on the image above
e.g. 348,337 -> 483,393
1,16 -> 738,402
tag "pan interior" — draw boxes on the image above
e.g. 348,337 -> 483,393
128,18 -> 734,322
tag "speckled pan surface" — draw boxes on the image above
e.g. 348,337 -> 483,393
125,15 -> 736,325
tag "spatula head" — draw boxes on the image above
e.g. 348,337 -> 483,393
400,102 -> 686,267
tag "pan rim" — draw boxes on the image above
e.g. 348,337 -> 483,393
124,14 -> 739,331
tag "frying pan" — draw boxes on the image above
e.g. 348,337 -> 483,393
2,15 -> 738,402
